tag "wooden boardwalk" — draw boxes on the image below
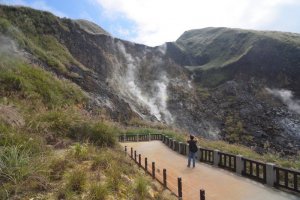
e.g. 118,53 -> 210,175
121,141 -> 299,200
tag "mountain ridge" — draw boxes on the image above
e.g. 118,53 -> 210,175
1,4 -> 300,155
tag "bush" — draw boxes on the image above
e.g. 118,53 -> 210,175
49,157 -> 68,181
91,154 -> 111,171
68,122 -> 118,147
106,164 -> 122,191
69,143 -> 88,161
88,183 -> 109,200
65,169 -> 86,193
134,176 -> 149,199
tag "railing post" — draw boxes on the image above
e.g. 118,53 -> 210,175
149,133 -> 151,141
145,157 -> 148,172
200,189 -> 205,200
236,155 -> 243,175
152,162 -> 155,178
186,144 -> 189,156
137,134 -> 139,142
266,163 -> 276,186
134,150 -> 137,162
213,150 -> 220,166
125,146 -> 127,156
179,142 -> 182,154
173,140 -> 176,151
139,154 -> 141,167
178,177 -> 182,199
163,169 -> 167,188
131,147 -> 133,158
197,146 -> 202,161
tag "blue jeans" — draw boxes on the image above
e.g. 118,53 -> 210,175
188,151 -> 196,167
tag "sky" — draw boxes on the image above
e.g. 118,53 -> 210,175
1,0 -> 300,46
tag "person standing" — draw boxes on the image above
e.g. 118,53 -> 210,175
187,135 -> 198,168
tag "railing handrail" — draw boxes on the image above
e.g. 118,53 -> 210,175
274,166 -> 300,174
218,151 -> 237,157
199,147 -> 214,152
241,157 -> 267,166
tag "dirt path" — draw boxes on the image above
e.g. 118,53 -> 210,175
121,141 -> 299,200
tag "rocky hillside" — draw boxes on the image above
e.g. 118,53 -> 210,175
0,5 -> 299,155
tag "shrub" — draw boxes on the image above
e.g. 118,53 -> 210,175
91,154 -> 111,171
134,176 -> 149,199
88,183 -> 109,200
69,143 -> 88,161
106,164 -> 122,191
49,157 -> 68,181
65,169 -> 86,193
88,122 -> 118,147
69,122 -> 118,147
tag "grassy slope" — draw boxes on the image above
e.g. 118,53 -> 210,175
0,6 -> 88,76
0,55 -> 175,199
176,27 -> 300,71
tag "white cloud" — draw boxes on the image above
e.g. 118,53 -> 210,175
95,0 -> 300,46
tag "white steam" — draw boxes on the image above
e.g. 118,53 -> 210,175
111,41 -> 173,123
266,88 -> 300,115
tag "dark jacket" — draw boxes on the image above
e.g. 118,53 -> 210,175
187,140 -> 198,153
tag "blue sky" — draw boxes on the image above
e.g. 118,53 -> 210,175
1,0 -> 137,41
2,0 -> 300,46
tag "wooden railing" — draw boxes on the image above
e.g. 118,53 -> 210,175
138,134 -> 150,141
199,148 -> 214,164
119,133 -> 300,195
242,158 -> 266,183
124,145 -> 206,199
218,152 -> 236,172
150,134 -> 161,140
118,134 -> 162,142
274,166 -> 300,193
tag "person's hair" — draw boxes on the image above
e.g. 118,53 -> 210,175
190,135 -> 194,140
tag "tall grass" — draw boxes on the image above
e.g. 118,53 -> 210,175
69,143 -> 88,161
65,169 -> 86,193
88,183 -> 109,200
134,176 -> 149,200
0,145 -> 31,185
